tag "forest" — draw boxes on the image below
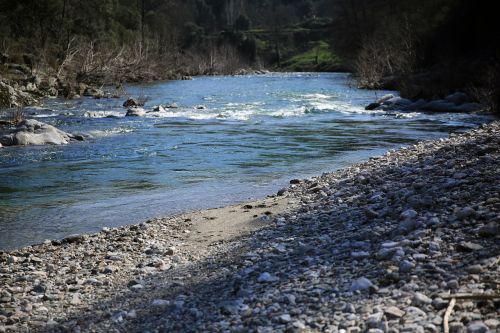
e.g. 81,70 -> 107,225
0,0 -> 499,110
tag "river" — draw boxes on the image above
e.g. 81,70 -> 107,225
0,73 -> 493,250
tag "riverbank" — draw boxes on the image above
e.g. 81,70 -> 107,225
1,122 -> 499,333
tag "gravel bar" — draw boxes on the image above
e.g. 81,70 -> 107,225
1,122 -> 499,333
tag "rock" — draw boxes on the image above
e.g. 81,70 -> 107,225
257,272 -> 279,283
69,293 -> 81,305
478,222 -> 499,237
151,299 -> 170,307
164,247 -> 176,255
376,94 -> 395,104
195,105 -> 206,110
413,292 -> 432,306
467,322 -> 488,333
400,209 -> 418,220
126,108 -> 146,117
165,103 -> 179,109
365,102 -> 380,110
0,119 -> 75,146
151,105 -> 166,112
455,207 -> 476,220
399,260 -> 415,273
386,96 -> 412,106
385,306 -> 405,319
422,100 -> 457,112
350,277 -> 376,292
83,87 -> 104,98
377,247 -> 402,260
0,81 -> 39,108
397,218 -> 423,235
431,297 -> 449,310
446,280 -> 459,290
129,284 -> 144,291
351,251 -> 370,259
453,102 -> 483,112
366,312 -> 385,330
278,314 -> 292,323
63,234 -> 86,244
123,98 -> 140,108
405,306 -> 427,321
458,242 -> 484,252
445,92 -> 470,105
466,265 -> 483,274
402,98 -> 427,111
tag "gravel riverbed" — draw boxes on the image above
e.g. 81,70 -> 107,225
1,122 -> 499,333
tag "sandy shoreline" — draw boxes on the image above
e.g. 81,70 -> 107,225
1,122 -> 499,333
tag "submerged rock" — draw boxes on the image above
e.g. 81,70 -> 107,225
0,119 -> 81,146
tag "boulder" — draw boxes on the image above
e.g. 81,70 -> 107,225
123,98 -> 140,108
376,94 -> 395,104
421,100 -> 456,112
365,102 -> 380,110
0,119 -> 76,146
445,92 -> 470,105
375,96 -> 413,111
165,103 -> 179,109
126,108 -> 146,117
420,99 -> 483,112
453,103 -> 483,112
0,81 -> 39,108
83,87 -> 104,99
151,105 -> 166,113
402,99 -> 427,111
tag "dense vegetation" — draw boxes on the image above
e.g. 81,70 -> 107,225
329,0 -> 500,111
0,0 -> 337,84
0,0 -> 498,111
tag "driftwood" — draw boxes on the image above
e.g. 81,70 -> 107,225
443,298 -> 456,333
440,293 -> 500,300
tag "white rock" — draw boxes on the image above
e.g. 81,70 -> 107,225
152,299 -> 170,307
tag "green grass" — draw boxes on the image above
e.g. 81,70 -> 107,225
281,41 -> 342,72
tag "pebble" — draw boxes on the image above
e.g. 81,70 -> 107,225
399,260 -> 415,273
257,272 -> 279,283
350,277 -> 375,292
467,322 -> 489,333
478,222 -> 499,237
413,292 -> 432,306
151,299 -> 170,307
385,306 -> 405,319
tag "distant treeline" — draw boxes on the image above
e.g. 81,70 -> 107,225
0,0 -> 334,83
330,0 -> 500,111
0,0 -> 498,111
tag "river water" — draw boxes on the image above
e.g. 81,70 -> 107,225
0,73 -> 493,250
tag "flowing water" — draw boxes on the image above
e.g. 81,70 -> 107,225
0,73 -> 493,250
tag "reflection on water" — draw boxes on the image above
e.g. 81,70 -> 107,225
0,73 -> 494,250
